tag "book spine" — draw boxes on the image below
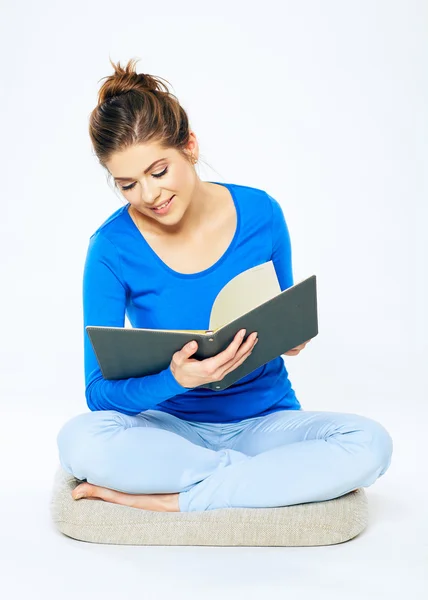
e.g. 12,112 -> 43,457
201,331 -> 219,391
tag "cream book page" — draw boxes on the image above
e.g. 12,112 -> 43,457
209,261 -> 281,331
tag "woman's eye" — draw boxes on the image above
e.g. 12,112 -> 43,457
121,167 -> 168,191
152,167 -> 168,179
121,182 -> 136,191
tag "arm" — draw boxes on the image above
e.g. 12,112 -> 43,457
268,193 -> 312,356
268,193 -> 294,290
83,232 -> 190,415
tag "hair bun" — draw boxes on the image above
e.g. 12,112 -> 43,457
97,56 -> 171,105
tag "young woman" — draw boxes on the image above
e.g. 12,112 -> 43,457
56,58 -> 393,513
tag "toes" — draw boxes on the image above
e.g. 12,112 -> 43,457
72,482 -> 111,501
72,482 -> 91,500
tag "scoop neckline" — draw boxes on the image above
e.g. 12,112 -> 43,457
122,181 -> 241,279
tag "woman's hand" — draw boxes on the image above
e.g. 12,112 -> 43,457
283,339 -> 312,356
170,329 -> 258,389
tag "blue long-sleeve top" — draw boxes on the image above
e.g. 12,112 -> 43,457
83,181 -> 301,423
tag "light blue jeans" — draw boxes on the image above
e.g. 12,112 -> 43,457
56,408 -> 393,512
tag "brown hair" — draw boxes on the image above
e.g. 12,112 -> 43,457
89,57 -> 202,189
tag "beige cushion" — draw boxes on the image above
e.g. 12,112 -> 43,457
50,466 -> 368,546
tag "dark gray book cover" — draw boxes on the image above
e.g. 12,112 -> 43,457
86,274 -> 318,392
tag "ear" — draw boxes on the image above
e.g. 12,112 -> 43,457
186,131 -> 199,158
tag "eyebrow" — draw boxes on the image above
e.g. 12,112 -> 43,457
113,158 -> 168,182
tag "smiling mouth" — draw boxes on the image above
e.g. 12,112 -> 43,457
151,195 -> 174,211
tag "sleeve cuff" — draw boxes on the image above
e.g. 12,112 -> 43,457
163,363 -> 193,394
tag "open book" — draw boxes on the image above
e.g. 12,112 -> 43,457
86,261 -> 318,391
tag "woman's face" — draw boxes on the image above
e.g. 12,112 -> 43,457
105,135 -> 199,229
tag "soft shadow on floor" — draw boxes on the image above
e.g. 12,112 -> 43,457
366,489 -> 406,526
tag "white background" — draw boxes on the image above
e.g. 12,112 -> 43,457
0,0 -> 427,598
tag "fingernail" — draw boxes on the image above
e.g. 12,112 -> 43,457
240,329 -> 246,337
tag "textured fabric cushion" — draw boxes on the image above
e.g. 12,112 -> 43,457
50,466 -> 368,546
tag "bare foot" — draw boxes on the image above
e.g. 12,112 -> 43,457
72,482 -> 180,512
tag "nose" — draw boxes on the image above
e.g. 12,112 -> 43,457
139,179 -> 161,207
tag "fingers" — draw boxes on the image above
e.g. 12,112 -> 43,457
174,340 -> 198,366
294,342 -> 306,351
222,332 -> 258,370
283,339 -> 313,356
204,329 -> 249,367
203,329 -> 257,376
215,333 -> 258,380
220,344 -> 255,379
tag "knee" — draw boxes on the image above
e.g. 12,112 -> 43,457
358,416 -> 394,475
56,410 -> 124,478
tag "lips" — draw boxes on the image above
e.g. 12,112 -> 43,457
151,195 -> 174,210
